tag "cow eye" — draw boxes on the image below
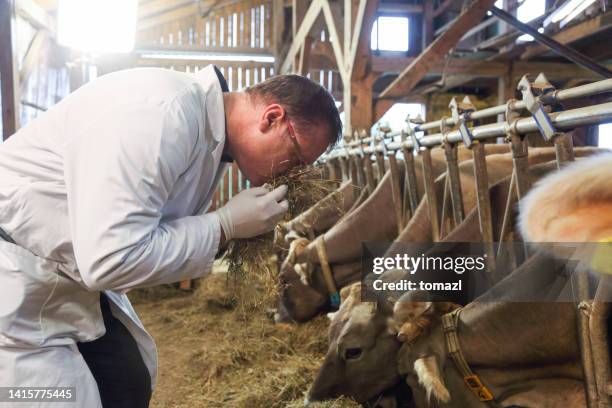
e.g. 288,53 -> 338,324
344,347 -> 362,360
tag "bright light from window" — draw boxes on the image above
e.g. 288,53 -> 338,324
371,103 -> 424,134
516,0 -> 546,42
58,0 -> 137,53
599,123 -> 612,149
371,16 -> 409,52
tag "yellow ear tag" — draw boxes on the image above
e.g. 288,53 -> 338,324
464,375 -> 494,402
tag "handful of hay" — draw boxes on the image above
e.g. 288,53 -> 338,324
223,166 -> 339,306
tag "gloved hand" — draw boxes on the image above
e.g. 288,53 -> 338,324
214,185 -> 289,241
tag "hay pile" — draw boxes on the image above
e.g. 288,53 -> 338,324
223,166 -> 340,306
131,271 -> 360,408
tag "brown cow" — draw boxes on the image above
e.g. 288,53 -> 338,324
278,148 -> 598,323
305,159 -> 594,405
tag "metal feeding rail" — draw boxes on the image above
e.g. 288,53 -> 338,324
320,76 -> 612,156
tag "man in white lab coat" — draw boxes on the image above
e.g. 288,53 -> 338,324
0,65 -> 341,407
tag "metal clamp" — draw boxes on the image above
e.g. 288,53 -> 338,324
517,73 -> 561,141
439,115 -> 452,146
503,99 -> 521,141
405,114 -> 422,151
378,122 -> 392,156
355,130 -> 365,158
449,96 -> 476,147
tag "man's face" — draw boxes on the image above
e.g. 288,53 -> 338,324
233,103 -> 331,186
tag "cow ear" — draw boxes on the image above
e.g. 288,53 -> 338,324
519,153 -> 612,243
414,355 -> 450,403
393,301 -> 432,325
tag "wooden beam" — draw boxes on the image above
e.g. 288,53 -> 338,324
373,57 -> 507,77
422,0 -> 434,48
19,30 -> 48,85
321,0 -> 346,79
379,0 -> 496,99
292,0 -> 309,38
1,0 -> 20,139
351,0 -> 378,80
296,36 -> 312,75
16,0 -> 56,34
351,72 -> 374,129
138,0 -> 193,19
520,10 -> 612,60
137,3 -> 197,31
273,0 -> 285,59
433,0 -> 456,18
281,0 -> 322,73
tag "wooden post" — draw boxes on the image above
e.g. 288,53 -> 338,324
1,0 -> 20,140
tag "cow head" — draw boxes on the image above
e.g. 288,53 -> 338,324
275,239 -> 327,323
305,282 -> 402,404
306,275 -> 461,406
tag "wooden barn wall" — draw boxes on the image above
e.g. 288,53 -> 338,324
136,0 -> 274,52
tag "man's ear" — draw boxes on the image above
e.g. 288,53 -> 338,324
259,103 -> 285,132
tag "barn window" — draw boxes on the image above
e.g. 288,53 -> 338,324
599,123 -> 612,149
371,16 -> 409,52
371,103 -> 424,135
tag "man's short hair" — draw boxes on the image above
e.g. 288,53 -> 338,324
246,74 -> 342,149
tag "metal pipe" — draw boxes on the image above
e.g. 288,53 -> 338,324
337,78 -> 612,150
489,6 -> 612,78
326,101 -> 612,159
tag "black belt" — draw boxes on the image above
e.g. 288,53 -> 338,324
0,227 -> 16,244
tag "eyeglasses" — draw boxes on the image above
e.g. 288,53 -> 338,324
286,120 -> 307,166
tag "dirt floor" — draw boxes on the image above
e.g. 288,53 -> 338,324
130,262 -> 360,408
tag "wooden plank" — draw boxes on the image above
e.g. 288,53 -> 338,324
349,0 -> 375,79
520,10 -> 612,60
1,0 -> 20,139
245,2 -> 251,49
19,30 -> 47,85
264,1 -> 271,49
16,0 -> 56,34
379,0 -> 496,99
433,0 -> 455,18
281,0 -> 322,73
321,0 -> 345,80
422,0 -> 434,48
137,3 -> 198,31
350,72 -> 374,130
272,0 -> 282,50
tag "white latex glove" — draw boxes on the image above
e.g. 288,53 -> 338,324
214,185 -> 289,240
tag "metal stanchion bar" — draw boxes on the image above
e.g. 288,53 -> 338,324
402,146 -> 420,219
420,148 -> 441,242
387,153 -> 404,235
325,101 -> 612,159
327,79 -> 612,151
443,143 -> 465,226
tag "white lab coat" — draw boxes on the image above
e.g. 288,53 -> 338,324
0,65 -> 228,407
